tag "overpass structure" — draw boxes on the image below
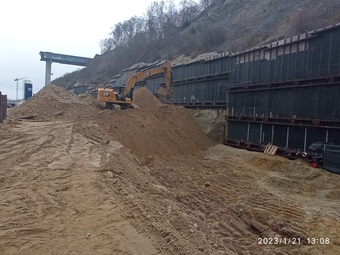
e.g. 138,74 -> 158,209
39,51 -> 92,85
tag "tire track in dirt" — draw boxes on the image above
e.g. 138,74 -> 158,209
0,121 -> 161,255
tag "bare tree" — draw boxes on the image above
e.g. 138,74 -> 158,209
100,0 -> 205,53
100,38 -> 114,53
163,0 -> 181,35
199,0 -> 215,9
179,0 -> 200,26
145,1 -> 167,41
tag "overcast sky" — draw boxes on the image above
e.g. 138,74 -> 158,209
0,0 -> 188,100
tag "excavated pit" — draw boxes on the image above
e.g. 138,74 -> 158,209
0,84 -> 339,255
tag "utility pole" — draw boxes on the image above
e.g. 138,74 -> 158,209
14,77 -> 27,106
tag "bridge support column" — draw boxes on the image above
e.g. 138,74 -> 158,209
45,60 -> 52,86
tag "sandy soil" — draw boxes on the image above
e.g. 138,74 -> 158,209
1,85 -> 340,255
0,120 -> 160,255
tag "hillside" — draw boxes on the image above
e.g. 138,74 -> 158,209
52,0 -> 340,89
186,0 -> 340,52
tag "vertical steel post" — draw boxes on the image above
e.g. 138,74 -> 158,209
304,128 -> 307,151
286,126 -> 290,148
247,123 -> 250,141
45,60 -> 52,86
271,125 -> 274,144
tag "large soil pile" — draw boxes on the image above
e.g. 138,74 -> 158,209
9,86 -> 214,161
97,87 -> 214,160
10,84 -> 98,121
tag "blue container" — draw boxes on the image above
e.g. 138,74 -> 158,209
24,83 -> 33,100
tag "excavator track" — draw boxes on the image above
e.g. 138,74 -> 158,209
106,103 -> 121,110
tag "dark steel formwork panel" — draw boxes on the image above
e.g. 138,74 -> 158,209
315,32 -> 333,77
227,120 -> 340,152
273,89 -> 295,117
329,29 -> 340,75
327,129 -> 340,145
243,62 -> 250,85
252,60 -> 261,85
294,51 -> 307,80
288,126 -> 306,151
228,59 -> 237,85
229,92 -> 248,115
234,62 -> 243,86
248,122 -> 262,144
234,61 -> 260,86
230,82 -> 340,120
0,93 -> 7,123
230,89 -> 296,118
229,90 -> 269,117
292,87 -> 303,117
289,52 -> 298,80
281,54 -> 290,82
228,121 -> 249,141
308,30 -> 340,79
262,60 -> 270,84
172,57 -> 231,83
272,125 -> 287,148
24,83 -> 33,100
73,85 -> 87,95
316,85 -> 340,120
269,60 -> 277,83
268,89 -> 294,118
172,79 -> 228,103
261,124 -> 273,145
306,127 -> 327,149
273,56 -> 282,83
144,76 -> 165,94
323,145 -> 340,174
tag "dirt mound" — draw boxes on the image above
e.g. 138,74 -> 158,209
10,85 -> 214,161
99,88 -> 215,161
78,93 -> 104,109
133,87 -> 162,109
9,84 -> 97,121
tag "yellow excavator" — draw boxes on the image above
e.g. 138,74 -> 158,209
97,60 -> 172,109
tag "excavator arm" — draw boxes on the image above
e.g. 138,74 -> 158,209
123,61 -> 172,97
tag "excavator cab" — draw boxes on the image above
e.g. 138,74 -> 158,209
97,87 -> 133,109
114,86 -> 133,101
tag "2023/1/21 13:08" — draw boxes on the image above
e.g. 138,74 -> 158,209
258,237 -> 330,245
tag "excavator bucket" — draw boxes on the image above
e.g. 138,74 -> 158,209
130,103 -> 139,109
118,103 -> 134,110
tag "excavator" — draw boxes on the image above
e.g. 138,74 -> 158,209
97,60 -> 172,109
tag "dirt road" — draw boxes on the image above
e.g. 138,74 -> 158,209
0,121 -> 160,255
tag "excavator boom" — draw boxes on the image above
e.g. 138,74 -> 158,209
123,61 -> 172,96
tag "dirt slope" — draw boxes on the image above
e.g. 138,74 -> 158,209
187,0 -> 340,52
52,0 -> 340,89
1,85 -> 340,254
